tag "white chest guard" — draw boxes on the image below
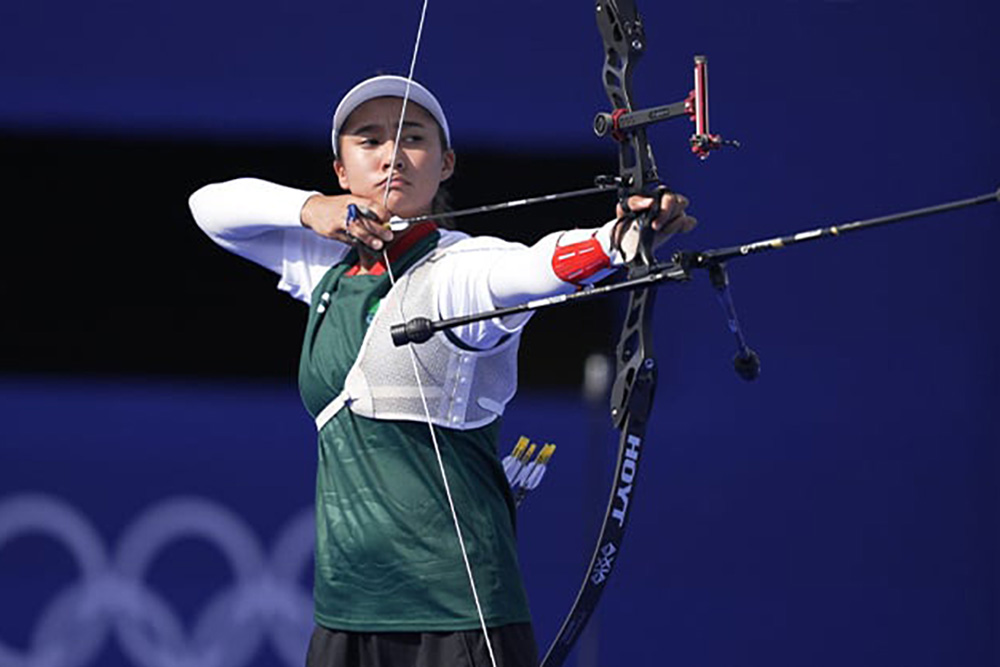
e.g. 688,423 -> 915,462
315,231 -> 521,431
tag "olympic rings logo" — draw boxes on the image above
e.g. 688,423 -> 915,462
0,494 -> 315,667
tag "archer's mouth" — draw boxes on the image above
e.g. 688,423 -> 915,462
377,177 -> 410,189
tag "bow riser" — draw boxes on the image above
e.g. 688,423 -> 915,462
610,287 -> 656,429
541,3 -> 664,667
597,0 -> 661,196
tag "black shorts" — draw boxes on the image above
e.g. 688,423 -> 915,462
305,622 -> 539,667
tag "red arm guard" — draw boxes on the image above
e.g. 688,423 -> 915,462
551,235 -> 612,285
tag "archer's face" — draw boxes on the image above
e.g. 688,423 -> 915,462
334,97 -> 455,219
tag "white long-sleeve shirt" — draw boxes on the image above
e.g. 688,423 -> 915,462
189,177 -> 622,348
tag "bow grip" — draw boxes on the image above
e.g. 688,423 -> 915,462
619,185 -> 670,272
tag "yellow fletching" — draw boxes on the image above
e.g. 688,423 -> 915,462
510,436 -> 529,459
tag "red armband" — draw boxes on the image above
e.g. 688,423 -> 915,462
552,236 -> 611,285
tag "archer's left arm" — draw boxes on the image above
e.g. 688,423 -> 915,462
487,191 -> 697,308
438,192 -> 696,348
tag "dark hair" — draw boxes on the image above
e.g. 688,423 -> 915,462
429,122 -> 454,228
432,185 -> 454,228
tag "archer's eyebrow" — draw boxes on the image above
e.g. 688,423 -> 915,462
346,120 -> 428,136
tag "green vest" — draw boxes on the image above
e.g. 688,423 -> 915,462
298,232 -> 532,631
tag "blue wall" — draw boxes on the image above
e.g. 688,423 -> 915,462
1,0 -> 997,665
2,0 -> 997,152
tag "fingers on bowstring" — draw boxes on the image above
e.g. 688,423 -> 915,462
352,223 -> 391,251
346,202 -> 394,250
354,203 -> 383,223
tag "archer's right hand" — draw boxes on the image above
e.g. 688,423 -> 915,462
300,194 -> 395,251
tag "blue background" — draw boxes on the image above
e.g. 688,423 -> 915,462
1,0 -> 997,665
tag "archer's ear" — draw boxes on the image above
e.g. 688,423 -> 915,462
441,149 -> 456,182
333,159 -> 350,190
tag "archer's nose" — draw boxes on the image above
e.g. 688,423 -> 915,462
380,142 -> 406,172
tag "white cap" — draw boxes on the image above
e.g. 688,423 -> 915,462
331,75 -> 451,157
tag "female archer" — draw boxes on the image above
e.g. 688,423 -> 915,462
189,74 -> 696,667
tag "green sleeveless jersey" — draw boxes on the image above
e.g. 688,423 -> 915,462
298,231 -> 532,631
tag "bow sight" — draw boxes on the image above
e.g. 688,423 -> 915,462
593,55 -> 739,160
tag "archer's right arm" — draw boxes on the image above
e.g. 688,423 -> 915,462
189,178 -> 350,303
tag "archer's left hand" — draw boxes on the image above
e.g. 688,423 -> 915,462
614,191 -> 698,260
619,191 -> 697,234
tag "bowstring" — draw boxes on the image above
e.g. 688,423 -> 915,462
379,2 -> 499,665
